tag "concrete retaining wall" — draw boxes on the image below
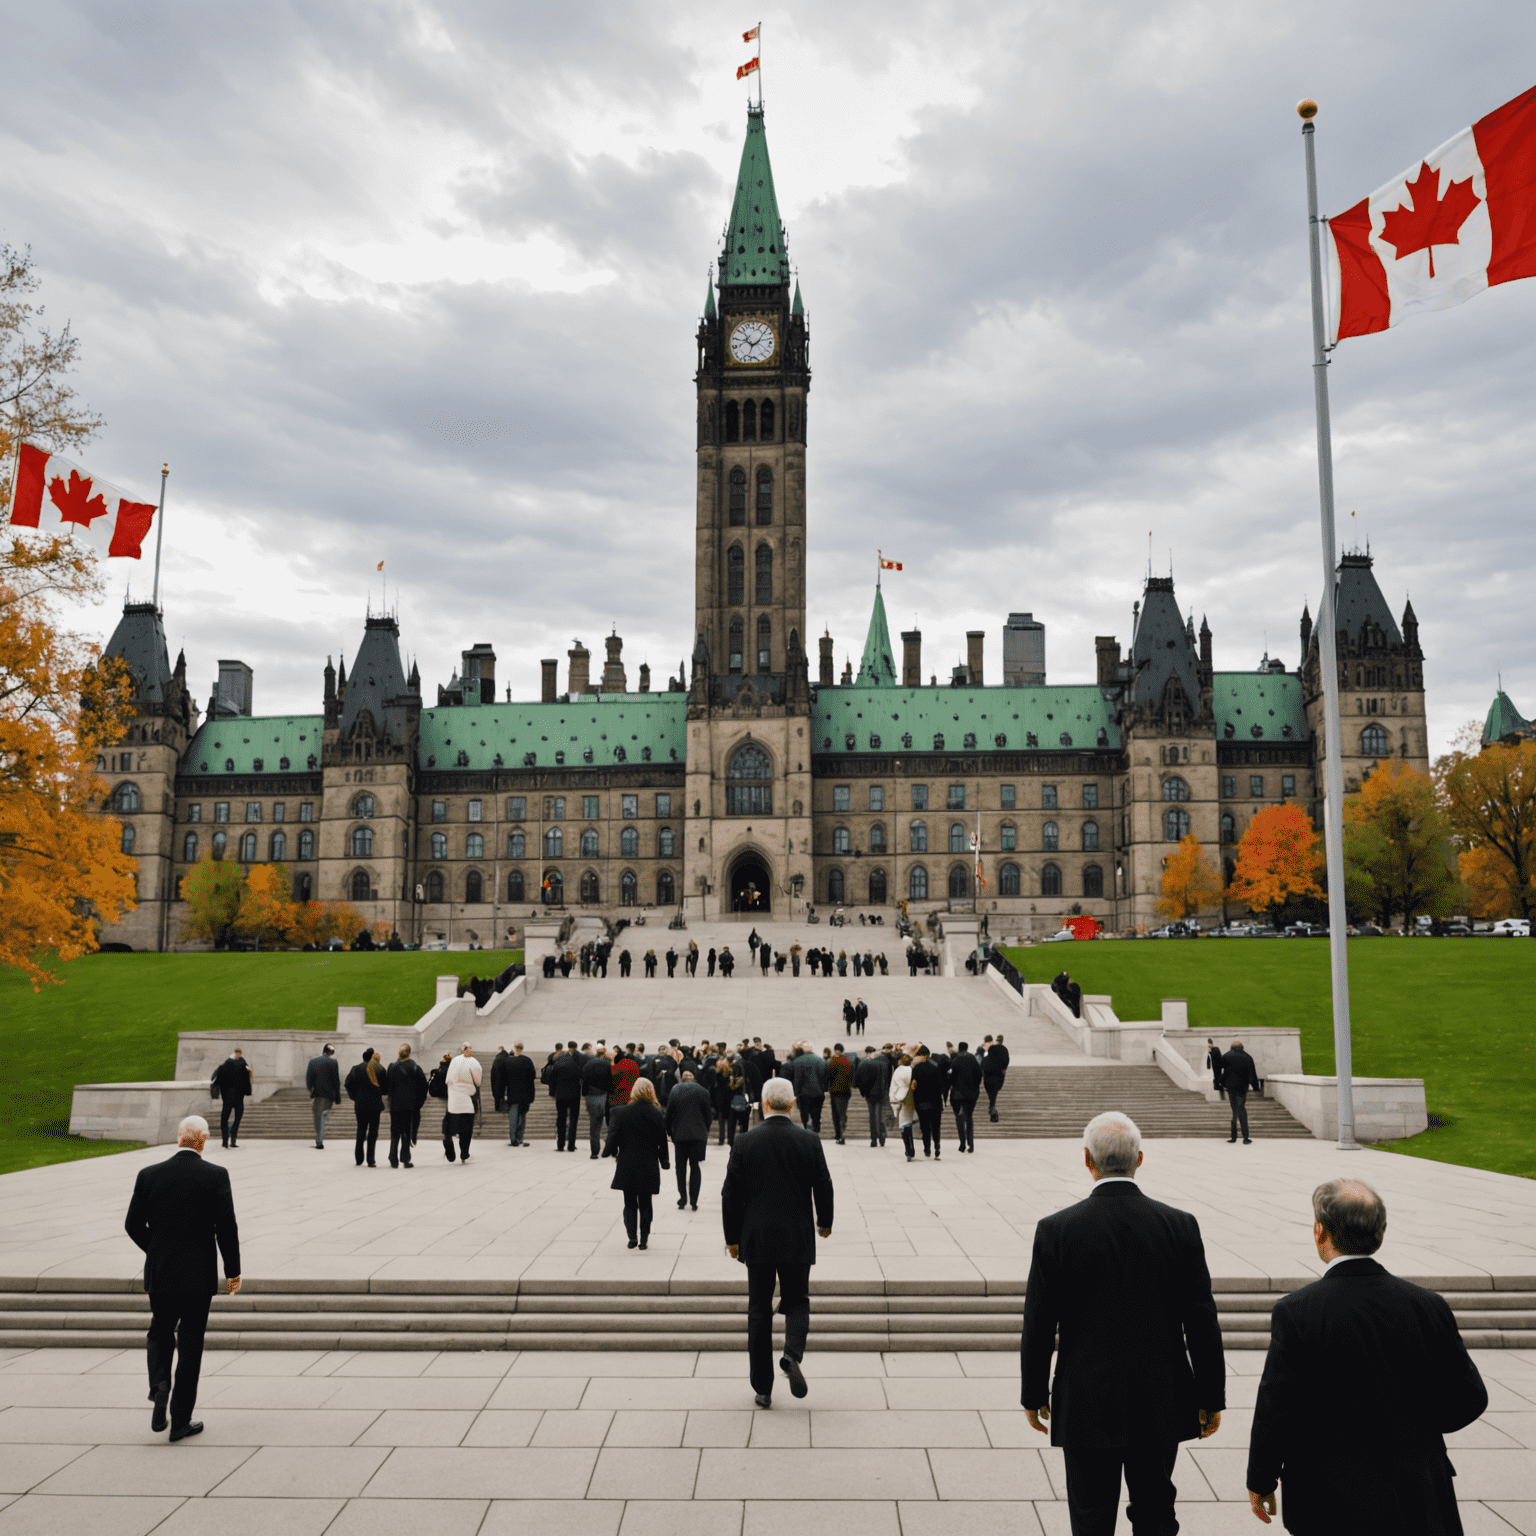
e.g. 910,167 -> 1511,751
1266,1074 -> 1428,1141
70,1082 -> 216,1145
1156,1029 -> 1305,1102
174,1031 -> 339,1099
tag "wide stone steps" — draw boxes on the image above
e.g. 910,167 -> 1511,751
237,1065 -> 1311,1142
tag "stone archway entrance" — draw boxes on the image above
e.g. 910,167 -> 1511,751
729,853 -> 772,915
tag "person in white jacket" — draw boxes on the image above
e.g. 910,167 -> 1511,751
888,1054 -> 917,1161
443,1044 -> 483,1164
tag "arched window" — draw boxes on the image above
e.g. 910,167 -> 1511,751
270,831 -> 286,862
240,831 -> 257,862
757,614 -> 771,673
508,870 -> 525,902
949,865 -> 970,899
1001,822 -> 1017,851
1084,865 -> 1104,898
212,830 -> 227,858
1162,776 -> 1190,802
509,831 -> 525,858
756,466 -> 773,524
580,870 -> 600,903
353,794 -> 374,818
112,782 -> 141,813
869,823 -> 886,852
465,832 -> 483,859
431,831 -> 447,860
910,820 -> 928,852
1042,821 -> 1059,851
621,826 -> 639,857
727,743 -> 773,815
827,869 -> 845,904
580,828 -> 598,857
658,870 -> 676,905
544,827 -> 563,858
183,832 -> 198,863
909,866 -> 928,900
427,870 -> 445,903
725,401 -> 740,444
759,399 -> 775,441
1082,820 -> 1099,851
868,868 -> 887,903
1165,808 -> 1191,841
658,827 -> 675,857
1361,724 -> 1389,756
833,826 -> 850,855
755,543 -> 772,604
465,870 -> 483,904
729,464 -> 747,523
351,869 -> 371,902
1221,812 -> 1235,844
621,870 -> 638,906
1000,862 -> 1020,895
543,869 -> 563,906
949,823 -> 966,853
729,616 -> 744,674
352,827 -> 373,857
728,544 -> 745,604
121,824 -> 136,855
743,398 -> 757,440
298,829 -> 314,861
1041,863 -> 1062,896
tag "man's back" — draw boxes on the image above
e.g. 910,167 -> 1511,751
1022,1183 -> 1223,1447
306,1054 -> 340,1100
1222,1047 -> 1259,1092
550,1052 -> 584,1099
721,1118 -> 834,1266
125,1150 -> 241,1295
664,1079 -> 712,1142
505,1054 -> 537,1102
950,1051 -> 983,1098
791,1051 -> 828,1098
1247,1259 -> 1486,1534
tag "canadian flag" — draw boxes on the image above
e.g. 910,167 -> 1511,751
879,553 -> 902,570
1329,83 -> 1536,342
7,443 -> 157,559
737,56 -> 759,80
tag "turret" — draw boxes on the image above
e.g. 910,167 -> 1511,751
818,630 -> 834,687
323,655 -> 338,728
1299,602 -> 1312,666
1402,597 -> 1419,651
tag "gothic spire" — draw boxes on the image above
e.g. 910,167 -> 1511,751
721,107 -> 789,288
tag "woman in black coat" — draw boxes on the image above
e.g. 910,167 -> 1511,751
602,1078 -> 670,1249
344,1048 -> 387,1168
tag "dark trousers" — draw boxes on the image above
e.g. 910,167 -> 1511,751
622,1188 -> 654,1240
411,1106 -> 422,1145
555,1099 -> 580,1149
442,1110 -> 473,1160
312,1098 -> 332,1145
587,1093 -> 609,1154
952,1096 -> 976,1149
917,1100 -> 942,1154
146,1292 -> 212,1429
746,1260 -> 811,1396
220,1098 -> 244,1145
799,1094 -> 825,1134
726,1109 -> 751,1144
1228,1089 -> 1251,1140
829,1093 -> 850,1140
1062,1442 -> 1179,1536
674,1139 -> 705,1205
984,1076 -> 1004,1115
865,1098 -> 886,1144
507,1104 -> 529,1144
354,1107 -> 380,1165
388,1116 -> 413,1166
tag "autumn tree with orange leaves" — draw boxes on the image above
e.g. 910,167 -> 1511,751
1228,802 -> 1323,928
1342,760 -> 1460,931
1156,834 -> 1222,922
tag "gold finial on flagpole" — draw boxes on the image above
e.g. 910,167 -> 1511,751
1297,99 -> 1318,120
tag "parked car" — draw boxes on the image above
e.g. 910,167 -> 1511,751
1353,923 -> 1385,937
1283,922 -> 1328,937
1491,918 -> 1531,937
1040,928 -> 1076,942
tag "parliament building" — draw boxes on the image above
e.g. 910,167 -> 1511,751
93,107 -> 1432,950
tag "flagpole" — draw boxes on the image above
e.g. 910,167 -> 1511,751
151,463 -> 168,611
1299,99 -> 1359,1151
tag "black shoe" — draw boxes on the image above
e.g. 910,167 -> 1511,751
402,1162 -> 413,1169
780,1356 -> 808,1398
691,1204 -> 698,1212
755,1392 -> 773,1408
1243,1138 -> 1253,1144
638,1239 -> 648,1250
168,1421 -> 203,1442
677,1199 -> 687,1209
924,1148 -> 931,1157
150,1384 -> 169,1433
389,1161 -> 399,1169
592,1154 -> 601,1160
628,1237 -> 638,1249
990,1112 -> 998,1122
1227,1137 -> 1237,1143
935,1152 -> 941,1160
461,1154 -> 470,1163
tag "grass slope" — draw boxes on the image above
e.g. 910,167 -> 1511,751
1003,939 -> 1535,1180
0,951 -> 520,1177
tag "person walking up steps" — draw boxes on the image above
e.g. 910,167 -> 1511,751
505,1042 -> 535,1146
889,1053 -> 917,1160
854,1047 -> 887,1147
949,1041 -> 981,1152
912,1046 -> 944,1159
665,1069 -> 713,1211
211,1048 -> 252,1149
1221,1039 -> 1261,1144
983,1034 -> 1010,1122
305,1043 -> 340,1149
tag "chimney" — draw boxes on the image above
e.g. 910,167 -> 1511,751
1095,636 -> 1122,688
818,630 -> 835,687
462,643 -> 496,705
567,641 -> 590,698
214,660 -> 253,717
901,629 -> 922,687
540,658 -> 558,703
966,631 -> 984,687
639,662 -> 651,693
601,631 -> 627,693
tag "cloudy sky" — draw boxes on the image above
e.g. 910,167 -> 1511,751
6,0 -> 1535,755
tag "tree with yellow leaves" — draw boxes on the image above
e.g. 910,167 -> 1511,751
1342,760 -> 1460,931
1228,802 -> 1323,928
239,863 -> 293,950
1156,834 -> 1222,922
1444,741 -> 1536,924
179,854 -> 246,948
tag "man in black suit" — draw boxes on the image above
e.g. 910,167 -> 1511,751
1022,1111 -> 1224,1535
983,1034 -> 1010,1121
123,1116 -> 242,1441
550,1044 -> 585,1152
949,1041 -> 982,1152
721,1075 -> 834,1408
1222,1039 -> 1261,1143
1205,1038 -> 1223,1090
305,1044 -> 341,1149
1246,1178 -> 1486,1534
211,1049 -> 251,1148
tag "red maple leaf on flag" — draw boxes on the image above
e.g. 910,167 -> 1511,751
47,470 -> 109,528
1379,160 -> 1482,278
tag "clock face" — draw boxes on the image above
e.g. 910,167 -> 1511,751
729,320 -> 776,365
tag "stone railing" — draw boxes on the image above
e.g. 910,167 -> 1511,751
70,1082 -> 215,1145
1265,1075 -> 1428,1141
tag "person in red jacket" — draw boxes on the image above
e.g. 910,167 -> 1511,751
609,1050 -> 639,1111
826,1044 -> 854,1145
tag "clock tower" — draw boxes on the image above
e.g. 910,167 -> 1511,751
684,103 -> 814,919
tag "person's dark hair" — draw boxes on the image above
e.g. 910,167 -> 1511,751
958,1041 -> 969,1052
1312,1178 -> 1387,1255
915,1047 -> 930,1059
322,1044 -> 334,1055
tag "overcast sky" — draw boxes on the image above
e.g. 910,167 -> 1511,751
6,0 -> 1535,755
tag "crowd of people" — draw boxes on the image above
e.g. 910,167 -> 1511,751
539,928 -> 892,981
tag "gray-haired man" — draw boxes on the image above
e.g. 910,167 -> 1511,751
305,1043 -> 340,1149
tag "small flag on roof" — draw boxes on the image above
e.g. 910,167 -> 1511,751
879,550 -> 902,571
737,56 -> 759,80
743,24 -> 759,41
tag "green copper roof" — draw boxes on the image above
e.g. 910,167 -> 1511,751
184,716 -> 325,777
1213,672 -> 1308,744
723,107 -> 789,286
1482,689 -> 1532,747
419,696 -> 687,772
813,687 -> 1121,755
704,275 -> 716,320
792,279 -> 803,317
855,583 -> 897,687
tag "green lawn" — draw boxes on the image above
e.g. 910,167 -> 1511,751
1003,938 -> 1535,1180
0,950 -> 521,1177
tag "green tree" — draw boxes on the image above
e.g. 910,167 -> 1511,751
1343,761 -> 1461,930
179,855 -> 246,948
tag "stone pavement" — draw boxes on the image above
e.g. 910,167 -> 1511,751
0,1343 -> 1532,1535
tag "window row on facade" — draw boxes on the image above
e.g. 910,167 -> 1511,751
828,819 -> 1103,854
1220,773 -> 1299,799
171,795 -> 317,824
723,404 -> 777,448
821,862 -> 1106,904
825,782 -> 1104,813
418,867 -> 677,907
429,793 -> 676,823
426,827 -> 677,860
179,829 -> 317,863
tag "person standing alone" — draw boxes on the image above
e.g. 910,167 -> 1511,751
211,1048 -> 251,1149
305,1043 -> 340,1149
665,1068 -> 713,1211
443,1044 -> 482,1163
124,1115 -> 241,1442
1221,1039 -> 1260,1144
